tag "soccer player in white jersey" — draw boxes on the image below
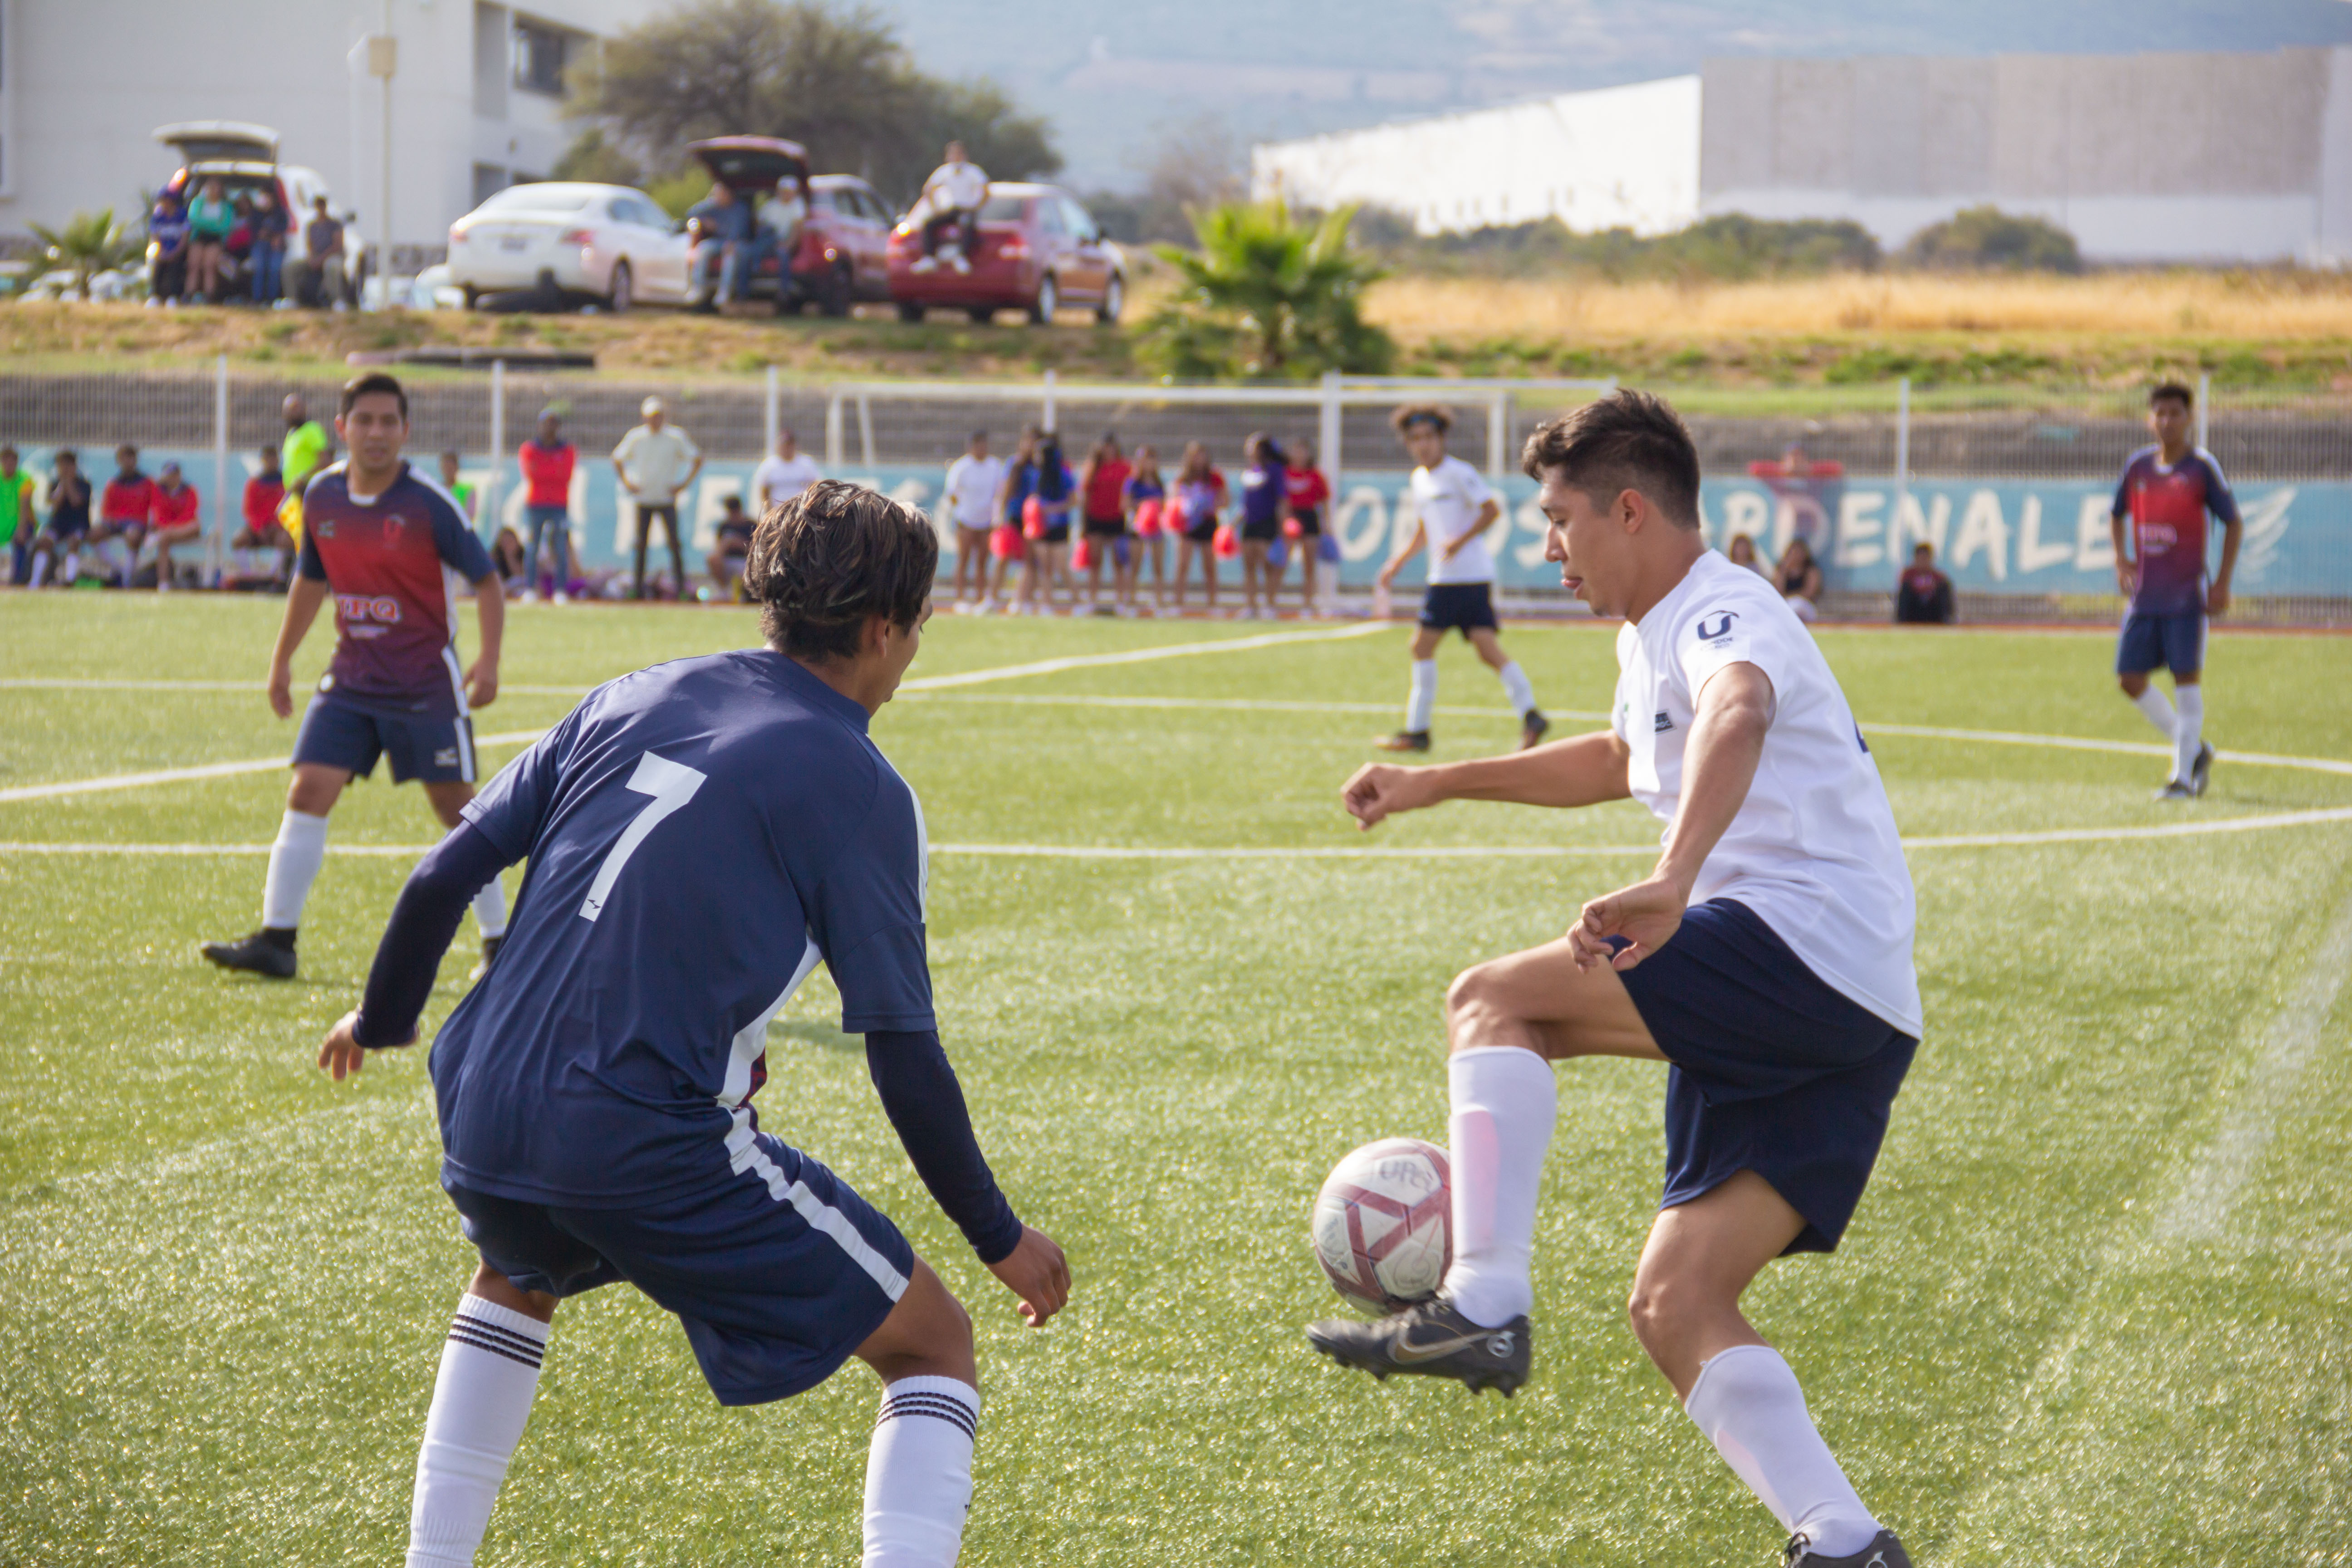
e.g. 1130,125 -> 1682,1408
1373,404 -> 1546,753
1314,391 -> 1921,1568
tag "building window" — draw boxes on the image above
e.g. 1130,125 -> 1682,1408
513,17 -> 570,97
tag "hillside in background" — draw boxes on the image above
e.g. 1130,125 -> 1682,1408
872,0 -> 2352,190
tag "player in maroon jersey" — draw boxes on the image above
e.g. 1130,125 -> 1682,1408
202,372 -> 510,980
2109,382 -> 2241,799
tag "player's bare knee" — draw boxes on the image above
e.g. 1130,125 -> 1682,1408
1625,1272 -> 1705,1358
2118,671 -> 2148,697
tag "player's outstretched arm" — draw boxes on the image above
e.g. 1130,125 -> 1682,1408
267,575 -> 330,719
866,1029 -> 1070,1326
1342,728 -> 1631,828
317,823 -> 516,1079
1570,662 -> 1772,972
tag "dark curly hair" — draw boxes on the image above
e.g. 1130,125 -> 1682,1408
745,480 -> 938,661
1519,389 -> 1701,530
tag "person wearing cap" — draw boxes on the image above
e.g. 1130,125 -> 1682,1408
145,461 -> 203,590
612,397 -> 701,600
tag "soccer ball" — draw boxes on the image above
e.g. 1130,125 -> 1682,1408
1311,1137 -> 1451,1313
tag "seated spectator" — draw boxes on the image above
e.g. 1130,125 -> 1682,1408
685,182 -> 752,310
490,522 -> 529,588
145,461 -> 202,589
223,194 -> 256,298
912,141 -> 986,273
89,445 -> 155,586
249,190 -> 288,306
300,198 -> 347,309
26,450 -> 91,589
0,446 -> 36,585
707,491 -> 754,598
1726,532 -> 1768,576
752,175 -> 808,286
233,443 -> 292,583
185,179 -> 234,302
1894,541 -> 1956,625
1774,534 -> 1823,623
148,195 -> 190,306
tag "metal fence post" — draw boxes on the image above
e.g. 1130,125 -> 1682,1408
824,388 -> 843,468
857,393 -> 876,468
1487,389 -> 1510,480
2196,371 -> 2211,453
1042,368 -> 1057,434
208,353 -> 228,584
764,364 -> 779,455
484,358 -> 505,539
1892,376 -> 1911,543
1319,370 -> 1342,489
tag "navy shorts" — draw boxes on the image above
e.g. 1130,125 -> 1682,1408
2116,608 -> 2205,677
293,691 -> 475,784
1616,899 -> 1917,1254
1419,582 -> 1499,637
447,1131 -> 914,1406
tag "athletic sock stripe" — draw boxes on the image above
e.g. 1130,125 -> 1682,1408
448,1314 -> 548,1357
446,1324 -> 544,1369
876,1395 -> 979,1437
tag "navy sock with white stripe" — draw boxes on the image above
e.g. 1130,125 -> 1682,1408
407,1293 -> 548,1568
863,1376 -> 980,1568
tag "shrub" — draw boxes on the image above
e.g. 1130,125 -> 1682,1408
1902,206 -> 2081,273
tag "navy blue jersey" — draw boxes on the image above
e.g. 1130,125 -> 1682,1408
432,650 -> 934,1208
298,461 -> 496,715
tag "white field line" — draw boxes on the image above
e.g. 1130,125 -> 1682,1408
7,805 -> 2352,860
0,623 -> 1387,805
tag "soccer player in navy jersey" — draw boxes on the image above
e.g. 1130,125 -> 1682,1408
2111,381 -> 2241,799
315,480 -> 1069,1568
201,372 -> 508,980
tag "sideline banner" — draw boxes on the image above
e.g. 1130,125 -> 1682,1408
35,449 -> 2342,599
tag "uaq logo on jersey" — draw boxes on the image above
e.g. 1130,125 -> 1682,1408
1695,611 -> 1738,641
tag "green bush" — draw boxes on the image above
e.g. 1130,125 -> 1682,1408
1901,206 -> 2081,273
1140,200 -> 1394,381
1356,211 -> 1880,282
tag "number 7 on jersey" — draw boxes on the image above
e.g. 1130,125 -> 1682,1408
579,752 -> 707,921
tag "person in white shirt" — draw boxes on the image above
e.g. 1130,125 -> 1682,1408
752,428 -> 823,517
942,430 -> 1007,609
912,142 -> 989,273
611,397 -> 701,600
1372,404 -> 1546,752
1314,390 -> 1921,1568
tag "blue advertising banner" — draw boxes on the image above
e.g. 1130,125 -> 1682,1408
35,447 -> 2343,599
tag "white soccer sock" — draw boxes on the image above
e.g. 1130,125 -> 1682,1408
260,809 -> 330,930
1497,659 -> 1538,718
60,548 -> 78,583
1682,1345 -> 1881,1559
470,876 -> 509,940
2130,685 -> 2176,740
27,552 -> 49,588
2173,685 -> 2205,784
863,1376 -> 980,1568
1406,659 -> 1437,734
1439,1045 -> 1558,1328
407,1294 -> 548,1568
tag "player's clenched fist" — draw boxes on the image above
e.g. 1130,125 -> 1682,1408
1342,763 -> 1438,830
986,1225 -> 1071,1326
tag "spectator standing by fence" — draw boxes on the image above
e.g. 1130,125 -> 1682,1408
283,395 -> 330,496
752,428 -> 822,514
1284,438 -> 1331,614
146,462 -> 201,588
148,195 -> 189,306
0,447 -> 35,584
302,198 -> 347,309
1171,442 -> 1227,615
250,191 -> 289,306
612,397 -> 700,600
89,445 -> 156,587
1020,432 -> 1077,615
1124,446 -> 1167,613
942,429 -> 1004,610
1079,432 -> 1130,613
26,450 -> 90,588
185,179 -> 233,303
1894,543 -> 1954,624
517,410 -> 576,603
1236,433 -> 1287,621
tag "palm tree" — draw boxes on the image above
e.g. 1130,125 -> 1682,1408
28,208 -> 145,299
1148,200 -> 1393,379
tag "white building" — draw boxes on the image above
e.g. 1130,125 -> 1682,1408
1254,47 -> 2352,265
0,0 -> 654,265
1253,76 -> 1701,238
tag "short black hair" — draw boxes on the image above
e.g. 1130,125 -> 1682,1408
746,480 -> 937,661
340,371 -> 409,421
1392,403 -> 1452,436
2151,381 -> 2194,410
1519,389 -> 1702,529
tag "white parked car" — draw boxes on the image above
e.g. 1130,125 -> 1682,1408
445,182 -> 689,311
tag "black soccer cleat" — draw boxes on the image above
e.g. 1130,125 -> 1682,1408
2154,778 -> 2195,802
1306,1295 -> 1531,1396
1519,710 -> 1551,751
1784,1528 -> 1912,1568
2189,740 -> 2214,797
1375,729 -> 1432,753
200,926 -> 298,980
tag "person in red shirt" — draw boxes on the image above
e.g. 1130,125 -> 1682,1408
1283,438 -> 1332,614
516,409 -> 578,602
1077,431 -> 1131,613
90,443 -> 156,587
144,461 -> 203,589
233,445 -> 294,583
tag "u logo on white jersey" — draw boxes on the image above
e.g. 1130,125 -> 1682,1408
1696,611 -> 1737,642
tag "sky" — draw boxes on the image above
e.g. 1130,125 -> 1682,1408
872,0 -> 2352,190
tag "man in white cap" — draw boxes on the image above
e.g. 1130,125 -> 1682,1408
612,396 -> 701,600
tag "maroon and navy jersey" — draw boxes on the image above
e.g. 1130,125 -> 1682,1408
2111,445 -> 2238,616
297,461 -> 495,715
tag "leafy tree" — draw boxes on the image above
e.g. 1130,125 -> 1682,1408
568,0 -> 1057,204
1142,200 -> 1394,381
29,209 -> 143,299
1902,206 -> 2081,273
551,127 -> 646,188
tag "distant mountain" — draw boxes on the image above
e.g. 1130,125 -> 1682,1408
873,0 -> 2352,190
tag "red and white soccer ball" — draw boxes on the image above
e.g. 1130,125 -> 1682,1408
1311,1137 -> 1451,1313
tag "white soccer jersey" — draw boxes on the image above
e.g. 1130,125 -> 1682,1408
943,453 -> 1007,529
1612,549 -> 1921,1037
752,452 -> 823,509
1411,456 -> 1497,585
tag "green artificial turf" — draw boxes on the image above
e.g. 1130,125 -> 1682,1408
3,595 -> 2350,1566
